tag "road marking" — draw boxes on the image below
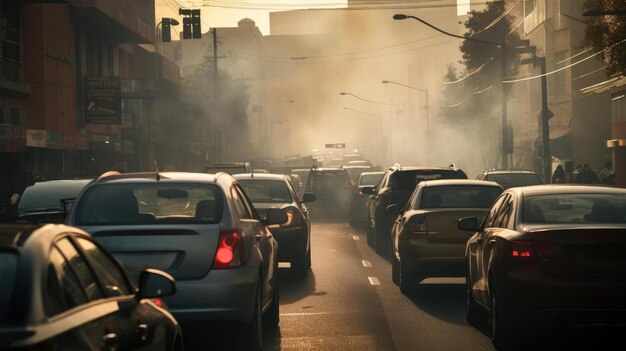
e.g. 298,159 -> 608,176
278,262 -> 291,268
352,235 -> 360,241
368,276 -> 381,286
362,260 -> 372,268
329,249 -> 337,252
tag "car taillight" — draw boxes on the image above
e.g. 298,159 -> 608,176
408,216 -> 427,235
153,298 -> 165,308
213,229 -> 245,269
510,240 -> 533,258
281,207 -> 302,227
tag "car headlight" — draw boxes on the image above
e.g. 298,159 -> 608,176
281,207 -> 302,227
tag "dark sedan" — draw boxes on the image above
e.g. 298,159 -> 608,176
15,179 -> 92,224
235,173 -> 316,278
459,185 -> 626,349
0,224 -> 182,350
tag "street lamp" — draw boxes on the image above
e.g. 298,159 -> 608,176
339,92 -> 395,106
155,18 -> 179,78
382,80 -> 430,132
393,13 -> 510,169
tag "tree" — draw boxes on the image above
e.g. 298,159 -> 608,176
583,0 -> 626,76
440,1 -> 521,124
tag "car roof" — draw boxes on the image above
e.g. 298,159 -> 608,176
390,165 -> 463,172
483,169 -> 536,174
360,171 -> 385,176
510,184 -> 626,197
311,167 -> 346,172
233,173 -> 288,181
94,171 -> 230,184
342,165 -> 371,169
206,162 -> 249,167
421,179 -> 502,188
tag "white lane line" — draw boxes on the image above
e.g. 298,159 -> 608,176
368,276 -> 381,286
352,235 -> 360,241
278,262 -> 291,268
362,260 -> 372,268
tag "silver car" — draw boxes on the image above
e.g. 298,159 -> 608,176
67,171 -> 286,350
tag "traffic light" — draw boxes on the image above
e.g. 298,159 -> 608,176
182,17 -> 192,39
179,8 -> 201,40
192,9 -> 202,39
162,18 -> 172,42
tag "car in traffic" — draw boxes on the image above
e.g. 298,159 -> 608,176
291,168 -> 311,188
67,171 -> 286,349
343,152 -> 364,163
349,171 -> 384,226
235,173 -> 316,278
362,164 -> 468,255
476,169 -> 543,189
0,224 -> 182,350
12,178 -> 93,224
204,162 -> 253,174
342,165 -> 373,186
304,167 -> 353,219
389,180 -> 502,295
458,185 -> 626,349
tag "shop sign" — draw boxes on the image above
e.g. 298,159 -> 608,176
26,129 -> 47,148
0,125 -> 26,152
44,48 -> 74,65
84,76 -> 122,124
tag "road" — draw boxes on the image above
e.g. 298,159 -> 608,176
263,221 -> 495,351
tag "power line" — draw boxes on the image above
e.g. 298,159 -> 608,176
184,0 -> 519,10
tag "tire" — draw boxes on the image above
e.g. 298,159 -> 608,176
264,266 -> 280,329
490,283 -> 515,350
399,257 -> 417,295
244,281 -> 263,350
392,254 -> 400,286
466,269 -> 484,326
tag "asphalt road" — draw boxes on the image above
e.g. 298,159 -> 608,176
263,221 -> 495,351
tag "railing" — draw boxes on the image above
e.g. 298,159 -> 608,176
0,57 -> 23,82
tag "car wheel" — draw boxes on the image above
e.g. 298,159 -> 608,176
399,257 -> 417,295
466,267 -> 484,326
490,283 -> 515,350
245,280 -> 263,350
264,265 -> 280,329
392,254 -> 400,286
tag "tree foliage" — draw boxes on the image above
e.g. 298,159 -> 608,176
440,1 -> 521,124
583,0 -> 626,76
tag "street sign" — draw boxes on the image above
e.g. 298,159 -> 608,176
325,143 -> 346,149
84,76 -> 121,124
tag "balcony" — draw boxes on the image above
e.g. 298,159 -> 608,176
0,57 -> 31,99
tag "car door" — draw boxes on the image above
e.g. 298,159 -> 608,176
467,194 -> 508,306
74,235 -> 174,351
371,171 -> 391,224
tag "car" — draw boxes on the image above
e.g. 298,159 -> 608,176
304,167 -> 353,219
234,173 -> 316,278
476,169 -> 543,189
253,169 -> 268,173
348,160 -> 373,167
362,164 -> 468,255
327,158 -> 344,168
458,185 -> 626,349
13,179 -> 93,224
343,152 -> 364,163
291,168 -> 311,188
67,171 -> 286,350
342,165 -> 373,186
0,223 -> 182,350
204,162 -> 253,174
349,171 -> 384,226
389,180 -> 503,295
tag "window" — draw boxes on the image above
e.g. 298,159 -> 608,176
238,180 -> 293,203
231,186 -> 252,219
523,194 -> 626,224
483,195 -> 508,228
56,238 -> 102,301
10,108 -> 20,125
76,237 -> 132,297
495,198 -> 514,228
419,185 -> 502,210
44,247 -> 89,316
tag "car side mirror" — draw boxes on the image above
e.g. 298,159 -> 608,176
136,268 -> 176,299
361,186 -> 375,195
458,217 -> 479,232
302,192 -> 316,203
265,208 -> 288,225
386,204 -> 401,215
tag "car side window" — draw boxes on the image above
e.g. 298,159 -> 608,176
56,238 -> 102,301
493,195 -> 512,228
236,185 -> 258,219
231,186 -> 252,219
497,197 -> 515,229
44,247 -> 89,316
407,186 -> 421,210
483,195 -> 507,229
75,237 -> 132,297
377,172 -> 390,194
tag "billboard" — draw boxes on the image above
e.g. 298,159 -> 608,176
84,76 -> 121,124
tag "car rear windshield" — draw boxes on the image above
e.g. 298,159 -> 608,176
419,185 -> 502,209
0,251 -> 18,320
345,167 -> 371,182
359,173 -> 383,186
523,194 -> 626,224
75,183 -> 222,225
309,171 -> 347,190
486,173 -> 541,188
238,180 -> 293,203
391,170 -> 467,193
206,167 -> 247,175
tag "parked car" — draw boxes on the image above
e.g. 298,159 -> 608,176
362,164 -> 468,255
459,185 -> 626,349
205,162 -> 253,174
389,180 -> 502,294
235,173 -> 316,278
476,169 -> 543,189
13,179 -> 92,224
304,167 -> 353,219
67,171 -> 286,350
0,223 -> 182,350
349,171 -> 384,226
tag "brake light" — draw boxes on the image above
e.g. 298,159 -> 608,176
153,298 -> 164,308
510,240 -> 533,258
408,216 -> 427,233
213,229 -> 245,269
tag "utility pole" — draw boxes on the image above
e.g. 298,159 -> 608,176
212,28 -> 220,161
501,41 -> 508,169
539,57 -> 551,182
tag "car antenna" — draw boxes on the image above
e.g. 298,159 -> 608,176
153,158 -> 160,181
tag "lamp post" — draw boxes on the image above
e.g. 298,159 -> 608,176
155,18 -> 179,79
382,80 -> 429,132
393,14 -> 509,169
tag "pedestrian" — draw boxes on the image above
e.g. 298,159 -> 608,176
579,163 -> 599,184
573,164 -> 584,183
598,161 -> 616,185
551,165 -> 566,184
